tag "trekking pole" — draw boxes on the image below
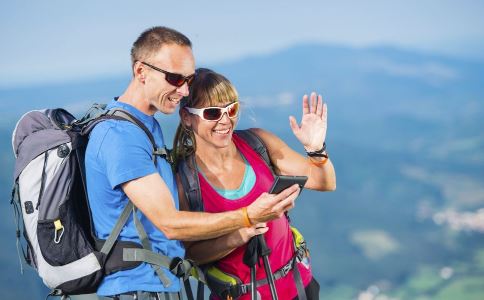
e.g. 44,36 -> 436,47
257,235 -> 278,300
250,264 -> 257,300
244,236 -> 259,300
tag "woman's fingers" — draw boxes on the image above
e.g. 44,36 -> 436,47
271,184 -> 299,214
310,92 -> 317,114
289,115 -> 300,135
316,94 -> 324,117
302,94 -> 309,115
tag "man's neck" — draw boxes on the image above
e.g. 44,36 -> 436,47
117,80 -> 154,115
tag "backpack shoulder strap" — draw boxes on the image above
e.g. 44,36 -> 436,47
234,129 -> 275,175
78,106 -> 193,288
235,129 -> 290,221
178,129 -> 276,213
80,107 -> 169,164
178,155 -> 203,212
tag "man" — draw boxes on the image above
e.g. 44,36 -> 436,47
85,26 -> 300,299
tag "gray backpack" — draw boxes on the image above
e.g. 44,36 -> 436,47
11,105 -> 193,297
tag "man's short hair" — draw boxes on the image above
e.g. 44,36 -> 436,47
131,26 -> 192,69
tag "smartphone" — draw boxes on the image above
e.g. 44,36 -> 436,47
269,175 -> 308,194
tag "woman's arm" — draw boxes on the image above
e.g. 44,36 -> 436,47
252,92 -> 336,191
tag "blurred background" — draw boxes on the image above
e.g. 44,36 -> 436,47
1,1 -> 483,299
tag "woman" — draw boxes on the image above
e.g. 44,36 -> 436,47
173,68 -> 336,300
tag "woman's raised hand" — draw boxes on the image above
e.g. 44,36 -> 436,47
289,92 -> 327,152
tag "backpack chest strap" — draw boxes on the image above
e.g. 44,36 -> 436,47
240,240 -> 308,289
211,240 -> 309,299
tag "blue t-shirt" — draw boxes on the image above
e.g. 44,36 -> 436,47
85,100 -> 184,296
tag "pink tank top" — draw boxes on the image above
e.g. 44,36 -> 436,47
199,133 -> 312,300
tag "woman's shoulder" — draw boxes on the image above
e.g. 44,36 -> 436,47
245,128 -> 282,146
237,127 -> 274,140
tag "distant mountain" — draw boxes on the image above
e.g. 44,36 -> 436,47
1,43 -> 483,299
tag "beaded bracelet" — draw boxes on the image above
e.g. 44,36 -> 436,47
306,142 -> 328,158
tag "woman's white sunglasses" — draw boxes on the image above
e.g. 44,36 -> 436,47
185,102 -> 239,121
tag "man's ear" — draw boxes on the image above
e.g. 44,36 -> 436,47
133,61 -> 146,83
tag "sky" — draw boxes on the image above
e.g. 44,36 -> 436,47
1,0 -> 484,88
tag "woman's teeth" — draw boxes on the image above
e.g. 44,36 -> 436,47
214,128 -> 230,134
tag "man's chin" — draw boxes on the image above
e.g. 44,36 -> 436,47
155,100 -> 178,114
158,108 -> 174,115
159,104 -> 178,115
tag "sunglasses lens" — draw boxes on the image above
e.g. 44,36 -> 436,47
228,102 -> 239,118
203,108 -> 223,121
186,75 -> 195,87
165,73 -> 185,87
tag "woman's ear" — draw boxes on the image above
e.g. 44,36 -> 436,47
180,108 -> 192,128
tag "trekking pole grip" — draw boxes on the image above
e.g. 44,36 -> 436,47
257,235 -> 271,257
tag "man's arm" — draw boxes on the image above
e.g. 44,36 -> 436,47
177,181 -> 268,263
122,172 -> 298,241
182,225 -> 267,264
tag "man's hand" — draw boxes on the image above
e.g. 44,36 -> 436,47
227,223 -> 268,248
247,184 -> 300,223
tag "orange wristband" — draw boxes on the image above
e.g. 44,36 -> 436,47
309,156 -> 328,167
241,207 -> 253,227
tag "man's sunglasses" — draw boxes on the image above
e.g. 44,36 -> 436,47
185,102 -> 239,121
141,61 -> 195,87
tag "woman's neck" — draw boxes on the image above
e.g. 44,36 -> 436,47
194,137 -> 246,189
195,138 -> 240,175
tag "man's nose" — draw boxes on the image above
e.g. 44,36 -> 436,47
176,81 -> 190,97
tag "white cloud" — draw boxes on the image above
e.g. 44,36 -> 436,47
350,229 -> 400,260
433,208 -> 484,233
241,92 -> 296,108
361,58 -> 459,85
400,165 -> 484,208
